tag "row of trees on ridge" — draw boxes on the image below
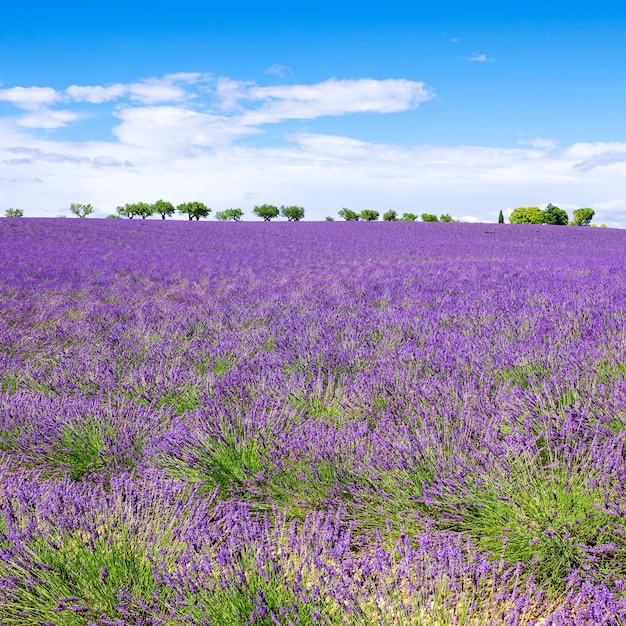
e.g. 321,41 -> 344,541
333,209 -> 454,222
500,204 -> 598,226
2,203 -> 606,226
108,202 -> 305,221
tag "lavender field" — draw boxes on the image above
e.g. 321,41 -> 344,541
1,219 -> 625,625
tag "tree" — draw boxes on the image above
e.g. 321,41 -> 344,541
135,202 -> 155,220
252,204 -> 280,221
498,210 -> 504,224
116,204 -> 138,219
280,205 -> 305,221
215,208 -> 244,221
509,207 -> 544,224
4,208 -> 23,217
153,199 -> 175,220
383,210 -> 398,221
325,216 -> 334,221
440,214 -> 453,222
177,202 -> 211,221
421,213 -> 438,222
542,203 -> 568,226
69,203 -> 94,218
360,210 -> 379,221
573,208 -> 595,226
400,213 -> 417,222
338,208 -> 359,221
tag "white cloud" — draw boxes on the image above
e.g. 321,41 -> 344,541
243,79 -> 433,124
17,109 -> 79,129
468,54 -> 493,62
66,84 -> 127,103
264,64 -> 292,78
66,74 -> 213,105
459,215 -> 482,223
126,78 -> 189,105
518,137 -> 558,150
112,106 -> 257,151
0,86 -> 60,110
214,77 -> 252,112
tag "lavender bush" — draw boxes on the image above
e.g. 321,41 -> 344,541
1,219 -> 625,625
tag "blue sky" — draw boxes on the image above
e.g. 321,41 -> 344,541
1,0 -> 626,225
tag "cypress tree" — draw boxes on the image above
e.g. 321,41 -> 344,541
498,210 -> 504,224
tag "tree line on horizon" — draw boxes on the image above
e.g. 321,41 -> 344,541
501,204 -> 603,227
2,202 -> 607,226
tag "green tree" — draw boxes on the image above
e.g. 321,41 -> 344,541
280,205 -> 305,221
177,202 -> 211,221
509,207 -> 544,224
4,208 -> 23,217
215,208 -> 244,221
135,202 -> 155,219
400,213 -> 417,222
421,213 -> 438,222
338,208 -> 359,221
573,208 -> 595,226
253,204 -> 280,221
542,203 -> 569,226
440,214 -> 453,222
360,210 -> 379,221
69,203 -> 94,218
153,199 -> 175,220
116,204 -> 138,219
383,210 -> 398,221
498,210 -> 504,224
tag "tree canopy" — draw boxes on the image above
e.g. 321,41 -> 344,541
280,205 -> 305,221
116,204 -> 139,219
509,207 -> 545,224
383,210 -> 398,221
421,213 -> 438,222
360,210 -> 379,221
542,204 -> 569,226
69,203 -> 94,218
253,204 -> 280,221
4,208 -> 23,217
401,213 -> 417,222
177,202 -> 211,221
134,202 -> 155,220
573,208 -> 595,226
215,208 -> 244,221
153,200 -> 175,220
338,208 -> 359,221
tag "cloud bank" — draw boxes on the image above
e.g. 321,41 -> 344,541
0,73 -> 624,227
